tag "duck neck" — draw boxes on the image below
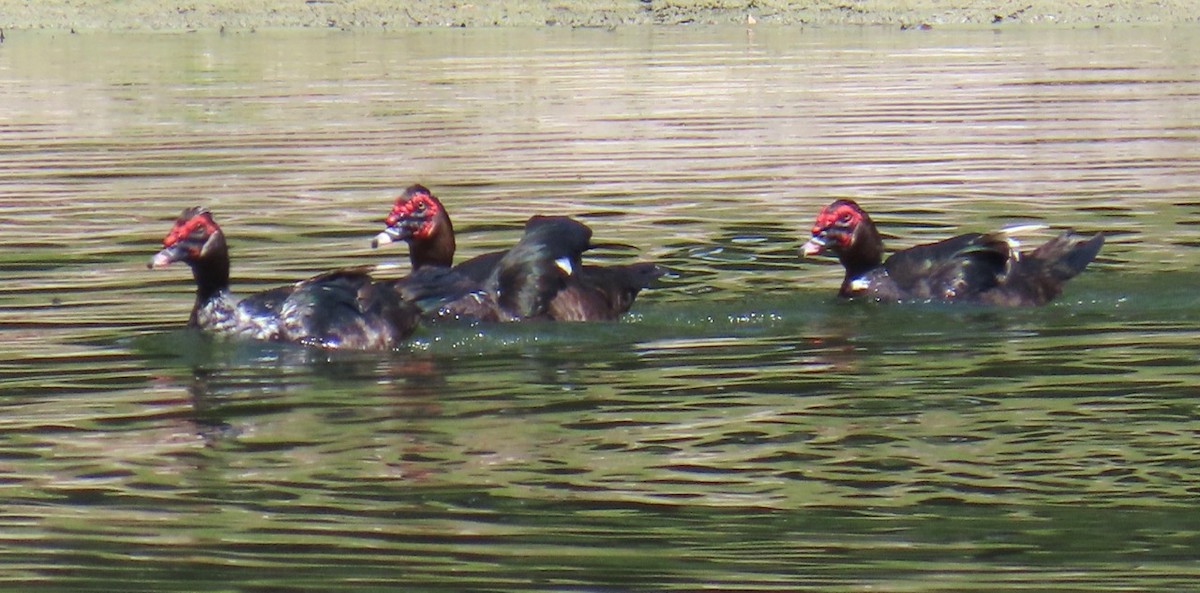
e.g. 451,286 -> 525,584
839,222 -> 885,282
188,239 -> 231,324
410,213 -> 456,269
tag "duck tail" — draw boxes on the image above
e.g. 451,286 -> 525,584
988,231 -> 1103,305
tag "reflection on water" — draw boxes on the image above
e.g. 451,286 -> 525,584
2,26 -> 1200,591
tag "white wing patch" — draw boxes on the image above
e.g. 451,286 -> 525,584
848,277 -> 871,292
555,256 -> 574,276
999,223 -> 1048,262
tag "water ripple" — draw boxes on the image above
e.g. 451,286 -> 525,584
2,26 -> 1200,592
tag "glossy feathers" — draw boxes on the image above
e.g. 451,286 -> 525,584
802,200 -> 1103,305
151,207 -> 418,350
374,185 -> 663,322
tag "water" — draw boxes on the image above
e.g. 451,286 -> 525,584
2,25 -> 1200,592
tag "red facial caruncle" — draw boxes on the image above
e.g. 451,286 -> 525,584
812,201 -> 863,248
801,200 -> 865,256
163,211 -> 217,249
385,190 -> 440,239
813,202 -> 862,235
150,207 -> 219,269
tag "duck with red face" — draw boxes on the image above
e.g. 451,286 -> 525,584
372,184 -> 664,322
801,199 -> 1104,305
150,207 -> 418,350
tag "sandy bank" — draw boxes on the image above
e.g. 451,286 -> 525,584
0,0 -> 1198,32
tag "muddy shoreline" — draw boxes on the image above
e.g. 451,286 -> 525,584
1,0 -> 1198,31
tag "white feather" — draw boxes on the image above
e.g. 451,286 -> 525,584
999,223 -> 1048,261
555,256 -> 574,276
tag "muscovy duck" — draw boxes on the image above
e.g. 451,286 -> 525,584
371,184 -> 663,321
492,215 -> 665,321
370,184 -> 504,282
149,207 -> 419,350
800,199 -> 1104,305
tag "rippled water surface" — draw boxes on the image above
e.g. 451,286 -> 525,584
2,25 -> 1200,591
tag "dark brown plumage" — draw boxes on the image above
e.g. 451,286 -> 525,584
801,200 -> 1103,305
372,185 -> 663,321
150,207 -> 418,350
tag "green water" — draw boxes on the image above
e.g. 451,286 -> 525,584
1,26 -> 1199,592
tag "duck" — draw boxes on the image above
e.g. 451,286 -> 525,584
800,199 -> 1104,306
491,215 -> 665,321
370,184 -> 505,282
371,184 -> 663,321
149,206 -> 419,350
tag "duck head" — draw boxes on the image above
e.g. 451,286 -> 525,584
800,199 -> 873,257
371,184 -> 456,269
149,206 -> 226,269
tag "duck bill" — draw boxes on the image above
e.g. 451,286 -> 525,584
370,224 -> 410,249
371,230 -> 395,248
800,236 -> 827,257
148,244 -> 187,269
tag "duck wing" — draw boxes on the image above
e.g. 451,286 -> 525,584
545,262 -> 665,321
279,267 -> 417,349
982,231 -> 1104,306
390,266 -> 499,323
883,232 -> 1014,300
492,216 -> 592,320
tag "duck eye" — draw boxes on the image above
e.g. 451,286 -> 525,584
414,201 -> 427,213
838,212 -> 853,224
